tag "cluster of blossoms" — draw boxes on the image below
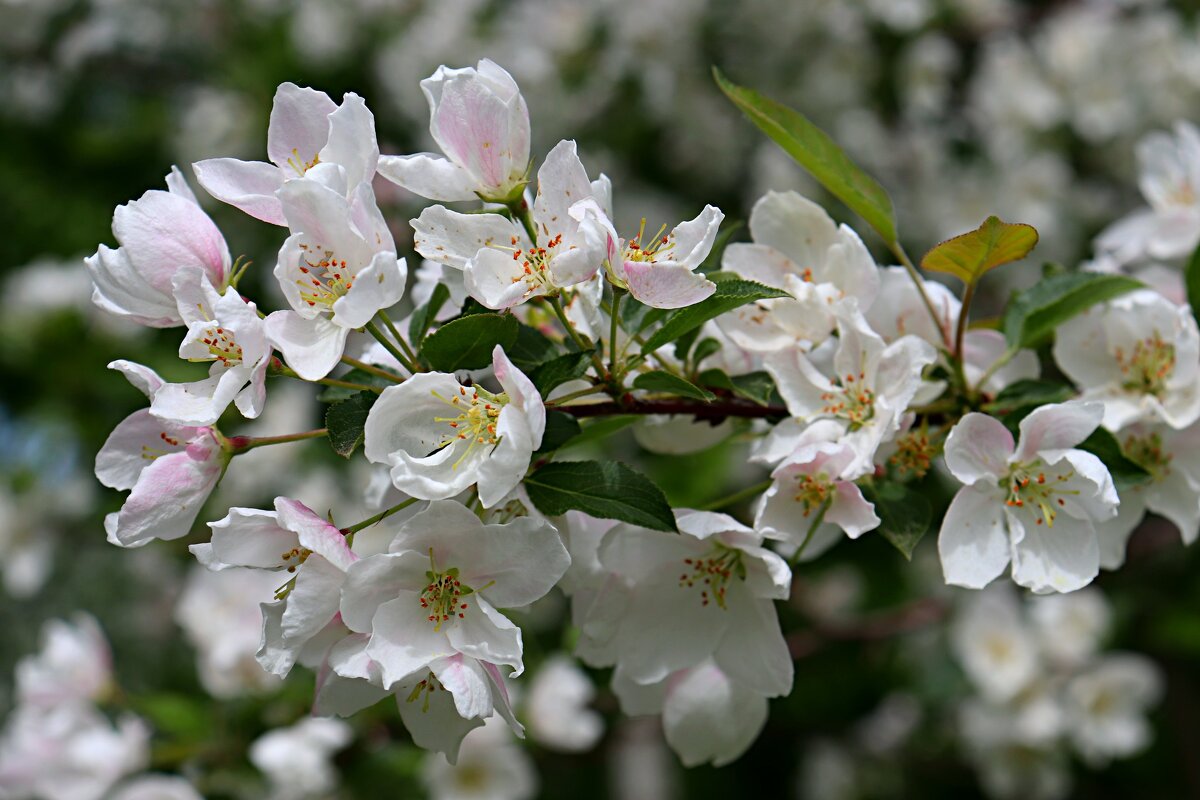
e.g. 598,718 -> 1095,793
952,587 -> 1162,800
0,615 -> 202,800
81,55 -> 1199,774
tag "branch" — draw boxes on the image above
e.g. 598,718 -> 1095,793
557,396 -> 788,420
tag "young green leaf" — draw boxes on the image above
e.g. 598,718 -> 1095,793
632,370 -> 716,402
1002,272 -> 1143,350
530,350 -> 595,396
407,283 -> 451,346
714,67 -> 898,247
982,380 -> 1075,422
325,391 -> 376,458
1186,241 -> 1200,330
507,323 -> 560,370
534,411 -> 583,454
920,216 -> 1039,286
420,313 -> 519,372
524,460 -> 677,532
864,482 -> 932,561
641,279 -> 788,354
696,368 -> 779,407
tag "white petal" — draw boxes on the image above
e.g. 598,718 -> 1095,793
378,154 -> 478,202
411,205 -> 518,270
192,158 -> 285,225
624,262 -> 716,309
331,253 -> 408,329
264,310 -> 348,381
938,487 -> 1011,589
1011,512 -> 1100,594
944,413 -> 1016,485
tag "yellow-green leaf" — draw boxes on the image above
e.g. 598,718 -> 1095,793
714,68 -> 898,247
921,216 -> 1039,285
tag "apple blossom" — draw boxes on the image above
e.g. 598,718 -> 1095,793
1053,289 -> 1200,431
612,658 -> 770,768
595,204 -> 724,309
96,363 -> 227,548
525,655 -> 604,753
951,587 -> 1040,703
378,59 -> 531,203
265,177 -> 407,380
16,614 -> 112,710
363,345 -> 545,508
1093,121 -> 1200,268
109,776 -> 204,800
85,167 -> 231,328
192,497 -> 357,677
579,510 -> 792,697
763,306 -> 937,474
754,441 -> 880,561
338,500 -> 569,691
411,139 -> 607,310
194,83 -> 379,226
149,268 -> 271,426
1063,654 -> 1162,766
938,403 -> 1119,593
720,190 -> 879,350
422,717 -> 538,800
1027,590 -> 1112,669
249,717 -> 352,799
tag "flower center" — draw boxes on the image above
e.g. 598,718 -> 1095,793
296,243 -> 355,308
280,546 -> 312,573
140,430 -> 184,461
678,543 -> 745,609
1115,333 -> 1175,396
623,220 -> 674,264
420,562 -> 475,631
198,325 -> 244,366
890,430 -> 937,479
286,147 -> 320,177
404,670 -> 444,713
432,385 -> 506,469
501,233 -> 563,294
819,372 -> 875,429
793,472 -> 836,516
1123,431 -> 1172,481
1002,463 -> 1079,527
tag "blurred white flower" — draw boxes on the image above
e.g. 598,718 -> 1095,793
525,655 -> 603,753
250,717 -> 353,800
422,717 -> 537,800
16,614 -> 112,710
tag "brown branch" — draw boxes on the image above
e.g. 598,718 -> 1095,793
556,396 -> 789,420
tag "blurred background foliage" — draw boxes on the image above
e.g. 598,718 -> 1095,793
2,0 -> 1200,797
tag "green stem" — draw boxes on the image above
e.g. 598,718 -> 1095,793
546,385 -> 609,406
891,243 -> 950,349
341,355 -> 405,384
508,199 -> 538,244
700,479 -> 772,511
378,310 -> 421,369
792,499 -> 831,565
950,281 -> 975,394
609,289 -> 623,378
274,362 -> 383,394
341,497 -> 420,535
548,296 -> 608,379
365,320 -> 420,374
972,346 -> 1018,395
230,428 -> 328,452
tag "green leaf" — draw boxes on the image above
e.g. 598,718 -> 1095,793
632,370 -> 716,401
317,368 -> 400,402
865,482 -> 931,561
325,391 -> 376,458
524,460 -> 677,532
530,350 -> 595,396
641,280 -> 788,354
620,296 -> 668,335
1002,272 -> 1143,350
535,411 -> 582,454
690,337 -> 722,369
507,323 -> 560,370
421,313 -> 519,372
135,694 -> 211,741
569,415 -> 640,448
1186,241 -> 1200,330
1078,429 -> 1152,491
714,67 -> 898,247
408,283 -> 451,346
920,216 -> 1039,286
697,368 -> 778,406
982,380 -> 1075,422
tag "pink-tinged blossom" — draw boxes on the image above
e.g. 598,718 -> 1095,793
592,203 -> 724,310
194,83 -> 379,226
265,178 -> 407,380
411,140 -> 607,310
612,658 -> 769,768
85,167 -> 231,328
96,363 -> 226,548
363,346 -> 544,508
754,442 -> 880,561
149,269 -> 271,426
378,60 -> 531,203
578,510 -> 793,698
720,191 -> 878,348
191,497 -> 358,678
16,614 -> 113,710
1053,289 -> 1200,431
938,403 -> 1119,594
